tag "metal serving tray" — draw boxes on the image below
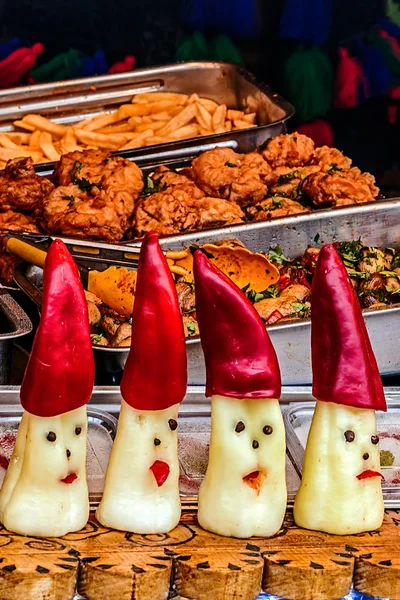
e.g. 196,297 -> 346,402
0,61 -> 293,167
283,391 -> 400,509
12,198 -> 400,385
0,290 -> 32,385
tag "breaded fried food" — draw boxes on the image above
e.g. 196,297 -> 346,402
310,146 -> 352,171
191,147 -> 272,206
0,210 -> 41,282
134,184 -> 244,236
53,149 -> 110,186
269,165 -> 320,198
261,133 -> 314,168
0,157 -> 54,213
247,197 -> 310,221
40,150 -> 143,240
302,169 -> 378,207
151,165 -> 198,189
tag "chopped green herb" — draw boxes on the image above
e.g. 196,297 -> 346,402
327,163 -> 342,175
347,270 -> 370,279
70,160 -> 100,192
277,170 -> 298,185
272,197 -> 282,208
267,245 -> 290,265
337,239 -> 364,268
255,205 -> 263,212
91,334 -> 104,344
380,271 -> 400,279
242,284 -> 280,303
392,254 -> 400,270
225,161 -> 237,168
275,190 -> 287,198
291,301 -> 309,314
186,321 -> 197,336
128,317 -> 132,325
62,195 -> 75,202
386,285 -> 400,295
141,174 -> 161,196
313,233 -> 320,243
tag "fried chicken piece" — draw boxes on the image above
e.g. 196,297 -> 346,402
345,167 -> 379,198
310,146 -> 352,170
191,147 -> 272,206
280,284 -> 311,302
254,295 -> 299,322
134,185 -> 244,236
302,170 -> 378,207
247,197 -> 310,221
0,210 -> 41,282
40,151 -> 143,240
53,149 -> 110,186
0,157 -> 54,213
152,165 -> 198,189
175,281 -> 196,313
261,133 -> 314,168
269,165 -> 320,197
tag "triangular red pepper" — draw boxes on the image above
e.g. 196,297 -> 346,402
311,244 -> 386,411
193,250 -> 281,399
20,239 -> 94,417
120,232 -> 187,410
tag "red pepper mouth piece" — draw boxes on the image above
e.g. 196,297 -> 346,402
150,460 -> 170,487
356,470 -> 384,481
242,470 -> 266,494
61,472 -> 78,484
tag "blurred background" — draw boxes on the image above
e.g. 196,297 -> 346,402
0,0 -> 398,193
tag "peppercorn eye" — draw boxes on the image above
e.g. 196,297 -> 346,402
263,425 -> 273,435
344,430 -> 355,442
371,435 -> 379,445
46,431 -> 56,442
154,438 -> 161,446
235,421 -> 245,433
168,419 -> 178,431
75,427 -> 82,436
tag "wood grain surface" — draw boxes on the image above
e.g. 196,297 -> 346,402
0,510 -> 398,599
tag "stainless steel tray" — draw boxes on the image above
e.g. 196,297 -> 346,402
0,61 -> 293,167
0,290 -> 32,385
12,198 -> 400,385
0,405 -> 117,507
283,393 -> 400,509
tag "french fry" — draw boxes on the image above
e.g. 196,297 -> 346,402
198,97 -> 219,113
74,129 -> 128,150
29,129 -> 42,148
127,116 -> 143,126
80,111 -> 122,132
132,92 -> 188,104
198,127 -> 214,136
233,119 -> 255,130
225,121 -> 232,132
135,121 -> 166,133
39,131 -> 61,161
188,93 -> 200,103
151,111 -> 174,121
0,148 -> 42,161
119,129 -> 153,150
1,132 -> 31,144
97,122 -> 134,134
212,104 -> 227,132
13,120 -> 35,132
141,116 -> 153,124
243,112 -> 257,124
157,104 -> 197,136
0,135 -> 19,149
227,109 -> 245,121
144,136 -> 167,146
59,128 -> 82,154
167,123 -> 199,141
22,114 -> 67,137
119,100 -> 180,118
195,103 -> 212,130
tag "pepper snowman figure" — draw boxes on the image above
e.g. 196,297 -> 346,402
294,244 -> 385,535
96,232 -> 187,534
193,251 -> 286,539
0,239 -> 94,537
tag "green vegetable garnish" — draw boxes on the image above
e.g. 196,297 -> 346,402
141,174 -> 161,196
225,161 -> 237,168
272,197 -> 282,208
337,239 -> 365,268
380,450 -> 395,467
186,321 -> 197,336
291,301 -> 310,314
91,334 -> 104,344
70,160 -> 100,192
267,245 -> 290,265
241,284 -> 280,303
326,163 -> 342,175
277,170 -> 299,185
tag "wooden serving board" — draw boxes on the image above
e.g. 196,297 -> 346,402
0,510 -> 399,600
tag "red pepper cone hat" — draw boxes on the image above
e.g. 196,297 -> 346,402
20,239 -> 94,417
193,250 -> 281,399
312,244 -> 386,411
120,232 -> 187,410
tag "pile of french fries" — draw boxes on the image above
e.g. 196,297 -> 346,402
0,92 -> 257,167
